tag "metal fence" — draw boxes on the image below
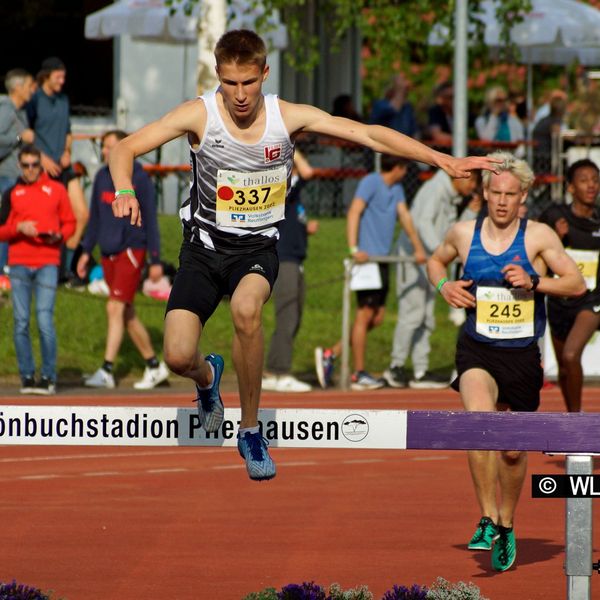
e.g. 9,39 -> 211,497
296,134 -> 560,218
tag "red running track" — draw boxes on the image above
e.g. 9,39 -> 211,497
1,386 -> 599,600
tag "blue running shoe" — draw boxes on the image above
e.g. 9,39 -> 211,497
315,346 -> 335,389
237,431 -> 276,481
195,354 -> 224,433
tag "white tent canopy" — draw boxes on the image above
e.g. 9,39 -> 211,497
430,0 -> 600,65
85,0 -> 199,43
85,0 -> 287,48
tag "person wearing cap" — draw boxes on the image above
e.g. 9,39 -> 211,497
26,57 -> 88,284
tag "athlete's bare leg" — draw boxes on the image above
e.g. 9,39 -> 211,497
497,447 -> 527,528
555,310 -> 600,412
163,309 -> 213,386
230,274 -> 271,428
460,368 -> 500,524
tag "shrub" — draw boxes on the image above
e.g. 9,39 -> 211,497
328,582 -> 374,600
0,581 -> 51,600
382,584 -> 429,600
426,578 -> 489,600
278,582 -> 327,600
243,589 -> 279,600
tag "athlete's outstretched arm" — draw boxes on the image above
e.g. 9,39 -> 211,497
110,100 -> 206,225
280,102 -> 500,179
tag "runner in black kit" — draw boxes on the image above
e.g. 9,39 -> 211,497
109,30 -> 499,482
540,158 -> 600,412
427,151 -> 585,571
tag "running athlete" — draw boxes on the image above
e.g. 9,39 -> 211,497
109,29 -> 500,482
540,159 -> 600,412
427,151 -> 585,571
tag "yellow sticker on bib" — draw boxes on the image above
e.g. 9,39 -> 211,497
476,286 -> 534,339
216,166 -> 287,228
565,248 -> 599,290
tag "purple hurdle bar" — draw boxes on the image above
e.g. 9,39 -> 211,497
407,411 -> 600,454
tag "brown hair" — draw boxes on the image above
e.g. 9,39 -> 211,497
18,144 -> 41,161
101,129 -> 128,145
214,29 -> 267,69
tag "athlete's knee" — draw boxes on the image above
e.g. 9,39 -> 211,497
500,450 -> 523,464
163,348 -> 195,376
562,346 -> 582,368
231,296 -> 263,334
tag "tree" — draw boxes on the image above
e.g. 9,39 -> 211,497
170,0 -> 532,106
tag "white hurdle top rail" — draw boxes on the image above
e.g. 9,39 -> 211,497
1,407 -> 599,451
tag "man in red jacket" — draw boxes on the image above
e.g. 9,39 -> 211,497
0,144 -> 75,394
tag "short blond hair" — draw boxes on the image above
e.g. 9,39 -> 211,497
482,151 -> 534,191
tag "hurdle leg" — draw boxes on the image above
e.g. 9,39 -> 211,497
566,454 -> 593,600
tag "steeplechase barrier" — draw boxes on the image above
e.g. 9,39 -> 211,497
1,406 -> 598,600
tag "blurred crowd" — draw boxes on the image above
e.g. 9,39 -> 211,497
0,59 -> 597,412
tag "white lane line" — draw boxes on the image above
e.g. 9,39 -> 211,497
343,459 -> 384,464
83,471 -> 121,477
146,468 -> 188,474
19,474 -> 61,480
0,448 -> 227,464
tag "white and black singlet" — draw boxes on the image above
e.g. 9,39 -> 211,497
180,90 -> 295,255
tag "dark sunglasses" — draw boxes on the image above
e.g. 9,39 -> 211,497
20,161 -> 41,169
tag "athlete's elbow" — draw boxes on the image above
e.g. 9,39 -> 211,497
573,281 -> 588,297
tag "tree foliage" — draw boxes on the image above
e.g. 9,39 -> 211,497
171,0 -> 533,105
246,1 -> 531,84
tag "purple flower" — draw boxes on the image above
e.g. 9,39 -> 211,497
0,580 -> 50,600
381,583 -> 428,600
278,581 -> 327,600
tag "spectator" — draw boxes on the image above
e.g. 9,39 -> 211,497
262,150 -> 317,392
77,130 -> 168,390
475,85 -> 525,144
383,169 -> 479,389
315,154 -> 426,390
426,82 -> 454,146
0,69 -> 36,273
331,94 -> 363,122
532,91 -> 568,171
532,88 -> 566,129
26,57 -> 89,283
369,75 -> 418,137
0,144 -> 75,394
539,159 -> 600,412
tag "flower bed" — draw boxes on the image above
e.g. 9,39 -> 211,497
243,578 -> 489,600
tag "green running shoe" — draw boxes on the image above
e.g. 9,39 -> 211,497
467,517 -> 499,550
492,526 -> 517,572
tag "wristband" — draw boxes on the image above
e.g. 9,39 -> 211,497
115,189 -> 136,198
529,273 -> 540,291
436,277 -> 448,293
349,245 -> 359,255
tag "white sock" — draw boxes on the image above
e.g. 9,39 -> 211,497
196,362 -> 215,390
414,370 -> 425,380
239,425 -> 260,436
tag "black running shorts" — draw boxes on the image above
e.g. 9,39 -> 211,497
547,294 -> 600,341
356,263 -> 390,308
451,331 -> 543,412
166,240 -> 279,324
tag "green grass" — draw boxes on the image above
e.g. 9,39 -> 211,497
0,215 -> 460,382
